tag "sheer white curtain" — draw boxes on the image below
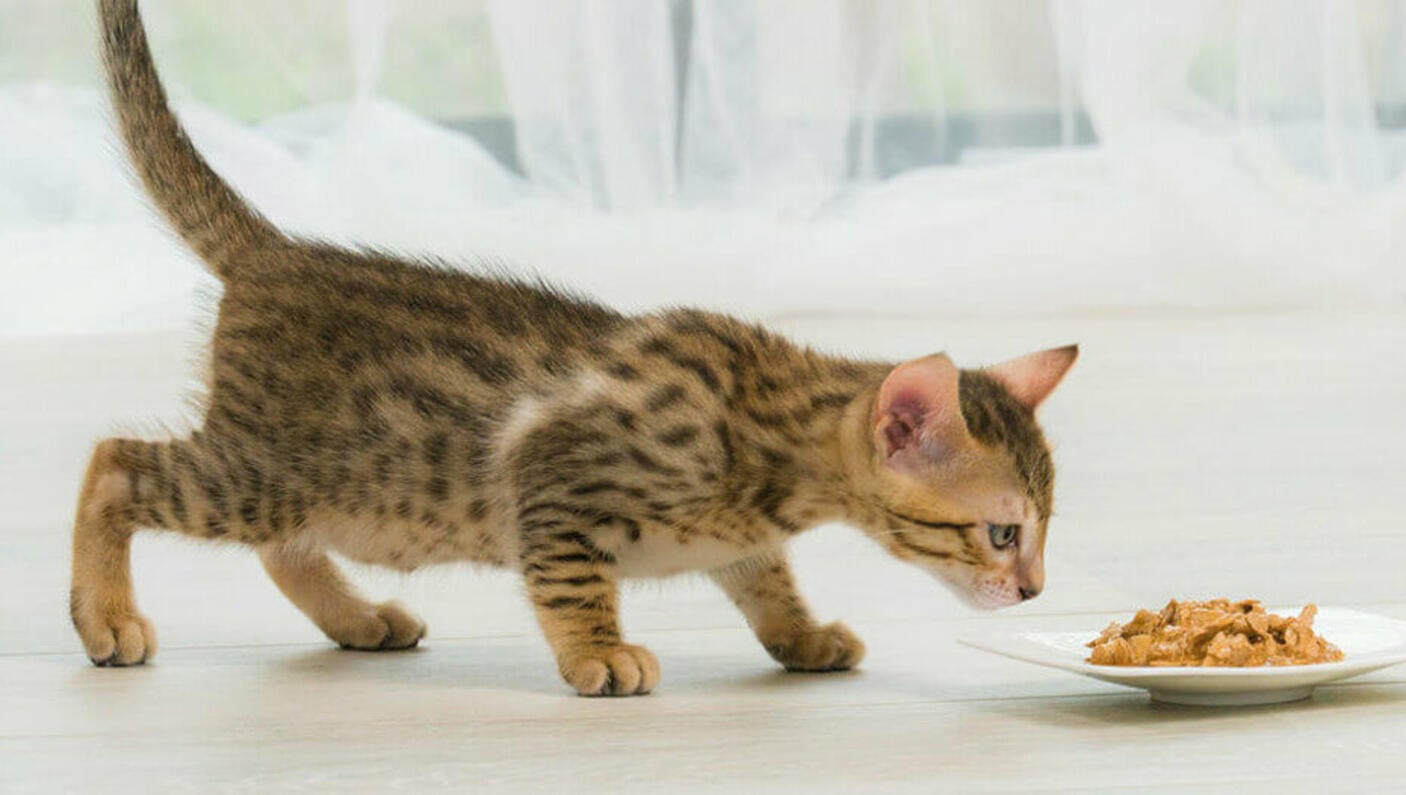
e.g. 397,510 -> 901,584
3,0 -> 1406,336
488,0 -> 928,212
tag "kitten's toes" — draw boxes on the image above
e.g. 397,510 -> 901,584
767,621 -> 865,672
74,602 -> 157,667
335,602 -> 426,651
374,602 -> 427,649
559,644 -> 660,696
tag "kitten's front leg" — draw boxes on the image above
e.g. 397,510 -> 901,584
520,524 -> 659,696
713,552 -> 865,672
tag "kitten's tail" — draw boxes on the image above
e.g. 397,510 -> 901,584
98,0 -> 283,278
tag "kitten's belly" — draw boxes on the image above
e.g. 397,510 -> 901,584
614,531 -> 756,578
311,511 -> 511,571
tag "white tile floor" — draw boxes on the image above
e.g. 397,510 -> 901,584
3,309 -> 1406,792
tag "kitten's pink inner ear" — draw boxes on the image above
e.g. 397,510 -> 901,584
874,354 -> 968,462
985,344 -> 1079,410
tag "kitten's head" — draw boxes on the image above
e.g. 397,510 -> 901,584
852,346 -> 1077,610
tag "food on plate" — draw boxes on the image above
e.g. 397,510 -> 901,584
1086,599 -> 1344,667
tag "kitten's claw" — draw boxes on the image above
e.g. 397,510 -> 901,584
767,621 -> 865,672
559,643 -> 660,696
335,601 -> 426,651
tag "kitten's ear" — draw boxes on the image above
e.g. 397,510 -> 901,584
874,354 -> 969,469
985,344 -> 1079,410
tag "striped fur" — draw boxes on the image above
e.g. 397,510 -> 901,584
71,0 -> 1075,696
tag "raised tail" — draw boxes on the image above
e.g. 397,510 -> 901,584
98,0 -> 283,277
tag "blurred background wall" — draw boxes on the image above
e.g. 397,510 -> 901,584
4,0 -> 1406,336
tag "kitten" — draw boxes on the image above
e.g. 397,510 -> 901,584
73,0 -> 1077,696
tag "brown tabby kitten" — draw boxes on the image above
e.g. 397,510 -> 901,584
73,0 -> 1078,696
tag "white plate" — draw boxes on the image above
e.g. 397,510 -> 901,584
959,607 -> 1406,706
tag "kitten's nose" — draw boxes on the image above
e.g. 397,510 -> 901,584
1018,586 -> 1040,601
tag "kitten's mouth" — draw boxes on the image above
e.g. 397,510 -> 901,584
968,592 -> 1021,610
920,569 -> 1016,610
960,579 -> 1023,611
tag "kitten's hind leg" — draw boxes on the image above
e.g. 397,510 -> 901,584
71,435 -> 276,665
70,438 -> 161,666
259,541 -> 425,651
712,552 -> 865,672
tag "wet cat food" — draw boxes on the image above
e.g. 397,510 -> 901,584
1087,599 -> 1344,667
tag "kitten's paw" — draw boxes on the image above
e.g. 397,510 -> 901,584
766,621 -> 865,672
558,644 -> 660,696
335,602 -> 426,651
73,600 -> 157,667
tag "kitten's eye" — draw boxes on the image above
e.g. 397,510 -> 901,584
987,523 -> 1019,549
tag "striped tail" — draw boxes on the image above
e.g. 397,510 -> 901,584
97,0 -> 284,277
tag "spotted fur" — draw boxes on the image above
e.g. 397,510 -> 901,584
70,0 -> 1076,696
